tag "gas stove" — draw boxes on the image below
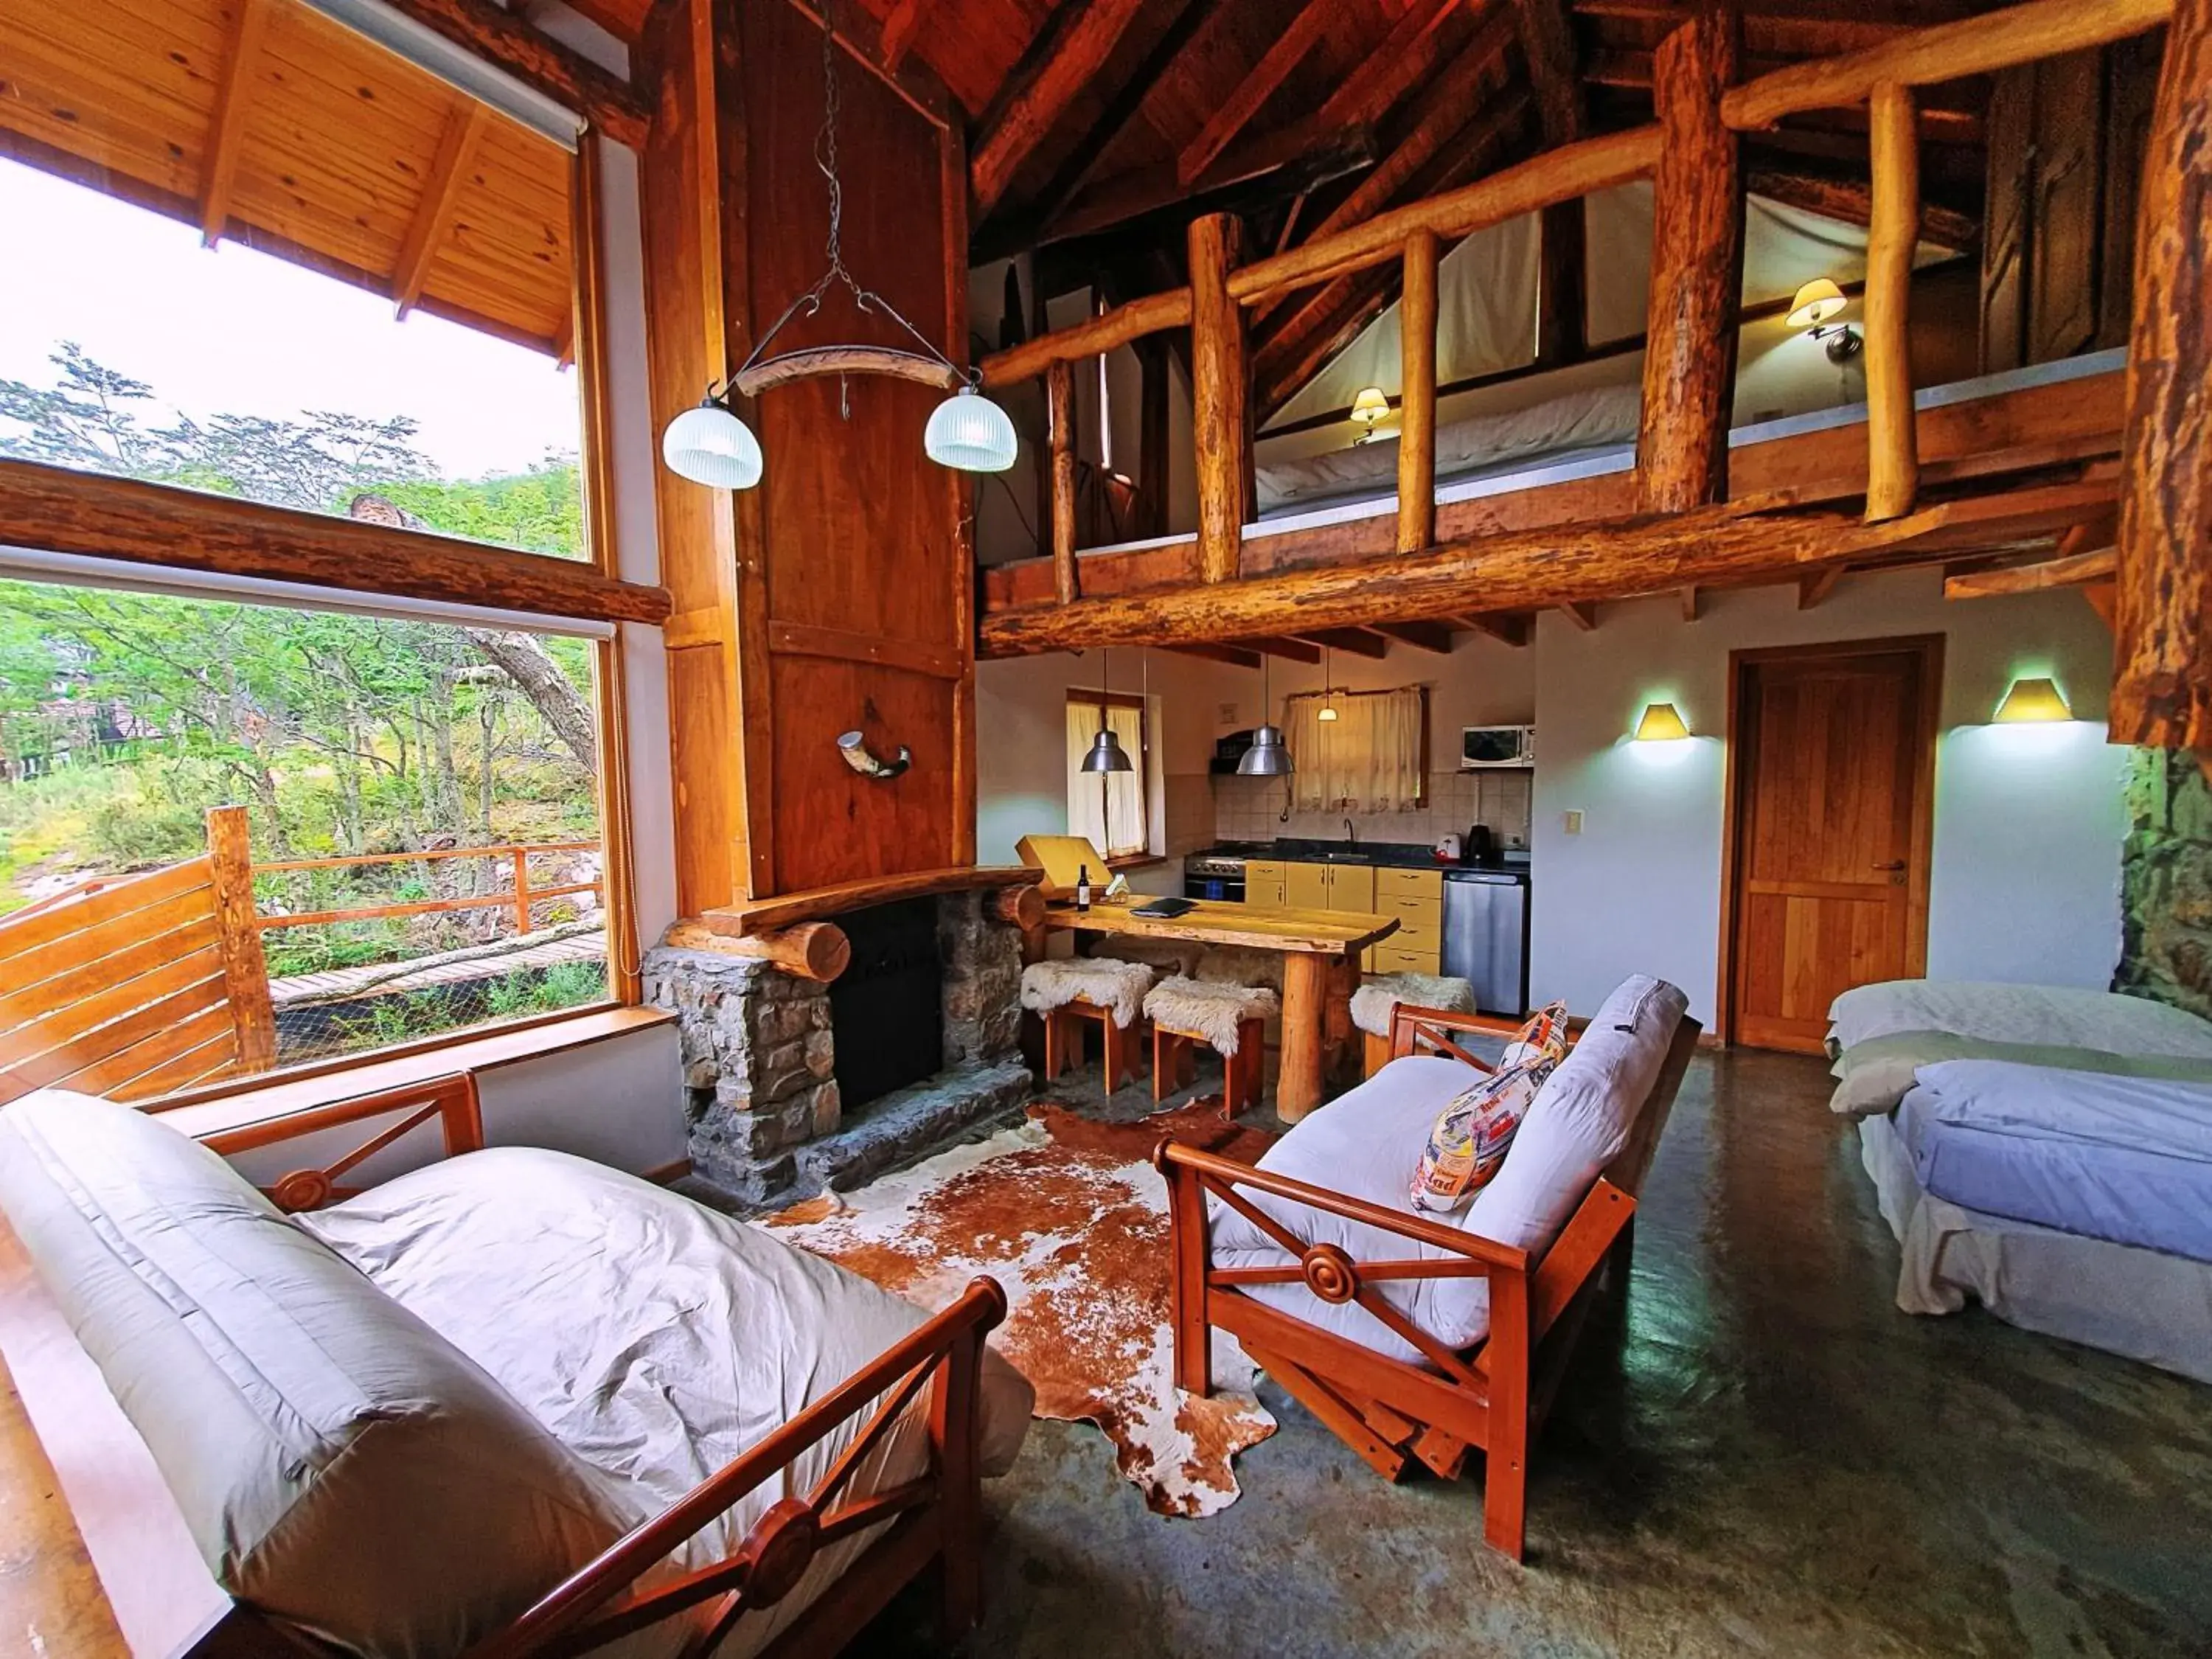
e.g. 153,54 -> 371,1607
1183,851 -> 1251,880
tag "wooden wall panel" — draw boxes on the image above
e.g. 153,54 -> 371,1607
768,659 -> 961,888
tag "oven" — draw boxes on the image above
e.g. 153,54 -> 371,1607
1183,852 -> 1248,904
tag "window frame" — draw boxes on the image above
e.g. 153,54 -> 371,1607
1065,687 -> 1155,865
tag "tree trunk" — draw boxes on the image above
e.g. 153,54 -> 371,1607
465,629 -> 597,775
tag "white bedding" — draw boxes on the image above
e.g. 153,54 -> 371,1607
303,1148 -> 1033,1658
1826,980 -> 2212,1060
1913,1059 -> 2212,1161
1253,382 -> 1641,514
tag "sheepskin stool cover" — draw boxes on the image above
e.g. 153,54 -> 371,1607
1020,957 -> 1157,1029
1349,972 -> 1476,1038
1143,976 -> 1280,1056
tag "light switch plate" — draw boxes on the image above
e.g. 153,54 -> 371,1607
1562,810 -> 1585,835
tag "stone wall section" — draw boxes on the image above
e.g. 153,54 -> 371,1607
2117,749 -> 2212,1020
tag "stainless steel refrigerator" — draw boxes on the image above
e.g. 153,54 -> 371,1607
1442,870 -> 1530,1017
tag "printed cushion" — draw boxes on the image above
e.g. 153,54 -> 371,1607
1408,1001 -> 1570,1214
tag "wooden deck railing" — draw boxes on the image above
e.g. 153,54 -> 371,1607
0,806 -> 603,1108
974,0 -> 2173,650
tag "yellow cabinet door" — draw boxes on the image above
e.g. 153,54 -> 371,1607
1284,861 -> 1331,912
1329,865 -> 1377,913
1247,860 -> 1287,908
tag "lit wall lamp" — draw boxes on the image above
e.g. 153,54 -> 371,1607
1993,676 -> 2073,723
1350,386 -> 1392,445
1634,701 -> 1692,742
1786,278 -> 1862,364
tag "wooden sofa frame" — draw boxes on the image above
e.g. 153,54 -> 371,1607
1156,1004 -> 1700,1561
0,1076 -> 1006,1659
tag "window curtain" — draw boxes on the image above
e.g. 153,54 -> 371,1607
1065,699 -> 1148,859
1285,688 -> 1425,814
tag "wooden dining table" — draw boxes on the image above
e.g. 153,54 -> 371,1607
1040,899 -> 1399,1121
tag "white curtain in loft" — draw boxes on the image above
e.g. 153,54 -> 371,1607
1285,689 -> 1425,815
1065,700 -> 1147,860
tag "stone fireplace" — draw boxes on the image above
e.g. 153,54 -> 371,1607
642,889 -> 1032,1208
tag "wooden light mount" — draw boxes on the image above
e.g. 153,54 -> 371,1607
729,345 -> 962,400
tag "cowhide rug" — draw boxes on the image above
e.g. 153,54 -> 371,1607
765,1103 -> 1279,1517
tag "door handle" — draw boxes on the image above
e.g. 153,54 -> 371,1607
1872,861 -> 1906,871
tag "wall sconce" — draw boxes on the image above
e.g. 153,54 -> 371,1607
1350,386 -> 1392,445
1634,701 -> 1692,742
1787,278 -> 1862,364
1993,676 -> 2073,723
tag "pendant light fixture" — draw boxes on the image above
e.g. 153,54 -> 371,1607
1080,649 -> 1134,773
660,0 -> 1018,490
1238,648 -> 1294,776
1318,644 -> 1339,722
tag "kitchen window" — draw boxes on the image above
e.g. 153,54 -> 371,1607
1065,691 -> 1150,861
1285,686 -> 1428,813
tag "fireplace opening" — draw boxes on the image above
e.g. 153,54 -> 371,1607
827,897 -> 945,1112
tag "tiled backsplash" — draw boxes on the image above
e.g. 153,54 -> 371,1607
1212,769 -> 1533,849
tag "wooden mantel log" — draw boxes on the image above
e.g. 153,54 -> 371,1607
661,919 -> 853,981
1635,8 -> 1743,515
2113,0 -> 2212,755
1189,212 -> 1252,585
989,883 -> 1048,931
1863,81 -> 1921,523
977,481 -> 2116,657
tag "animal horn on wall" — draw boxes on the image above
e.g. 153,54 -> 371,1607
838,731 -> 912,779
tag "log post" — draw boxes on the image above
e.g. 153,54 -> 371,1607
659,919 -> 852,981
1046,357 -> 1079,603
1397,229 -> 1439,554
1864,80 -> 1921,522
204,806 -> 276,1074
1635,7 -> 1745,514
1189,211 -> 1251,584
988,882 -> 1048,931
2113,0 -> 2212,757
1536,198 -> 1587,366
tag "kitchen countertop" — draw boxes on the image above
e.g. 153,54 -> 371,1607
1198,840 -> 1528,874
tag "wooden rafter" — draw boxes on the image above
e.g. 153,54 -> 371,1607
392,102 -> 491,320
1746,165 -> 1978,249
1249,637 -> 1324,664
1797,566 -> 1846,608
378,0 -> 650,147
879,0 -> 946,71
1167,641 -> 1264,667
1371,620 -> 1457,653
1320,0 -> 1468,128
1558,601 -> 1599,630
1179,0 -> 1335,185
1460,613 -> 1533,647
1512,0 -> 1584,146
1587,49 -> 1985,142
200,0 -> 272,247
1298,627 -> 1391,658
1944,545 -> 2115,599
970,0 -> 1150,218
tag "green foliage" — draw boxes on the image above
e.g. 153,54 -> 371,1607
383,466 -> 584,561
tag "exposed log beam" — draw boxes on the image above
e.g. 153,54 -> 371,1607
878,0 -> 945,70
1680,585 -> 1701,622
0,457 -> 670,625
1459,613 -> 1532,647
1863,81 -> 1921,522
983,290 -> 1192,387
1513,0 -> 1585,145
1179,0 -> 1335,184
392,102 -> 490,319
1745,165 -> 1978,250
1298,628 -> 1391,659
1249,637 -> 1324,664
1588,49 -> 1983,142
1321,0 -> 1468,128
2112,0 -> 2211,754
1537,199 -> 1587,364
1047,359 -> 1079,602
1944,546 -> 2116,599
1397,229 -> 1440,554
1190,212 -> 1251,585
1573,2 -> 1919,59
1372,621 -> 1457,653
1798,566 -> 1846,608
1636,8 -> 1743,514
978,482 -> 2116,656
1168,642 -> 1265,667
377,0 -> 650,147
1558,600 -> 1599,630
970,0 -> 1150,218
200,0 -> 271,246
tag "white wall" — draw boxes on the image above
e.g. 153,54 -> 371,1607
1528,571 -> 2126,1023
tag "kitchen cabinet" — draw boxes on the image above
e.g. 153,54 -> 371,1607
1371,866 -> 1444,975
1247,859 -> 1287,908
1284,861 -> 1393,967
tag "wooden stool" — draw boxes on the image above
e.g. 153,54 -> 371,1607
1152,1017 -> 1266,1116
1043,997 -> 1141,1094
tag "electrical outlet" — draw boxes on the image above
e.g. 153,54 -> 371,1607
1562,810 -> 1585,836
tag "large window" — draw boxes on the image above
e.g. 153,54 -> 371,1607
1065,692 -> 1150,861
0,577 -> 611,1098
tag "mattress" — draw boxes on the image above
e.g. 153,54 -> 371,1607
1897,1082 -> 2212,1265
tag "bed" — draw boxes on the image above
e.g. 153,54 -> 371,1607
1829,979 -> 2212,1382
0,1077 -> 1034,1658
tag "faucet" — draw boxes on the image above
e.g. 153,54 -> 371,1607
1343,818 -> 1359,849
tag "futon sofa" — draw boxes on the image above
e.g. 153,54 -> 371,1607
1158,974 -> 1697,1559
0,1085 -> 1033,1658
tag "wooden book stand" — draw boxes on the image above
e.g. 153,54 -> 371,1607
1157,1004 -> 1700,1561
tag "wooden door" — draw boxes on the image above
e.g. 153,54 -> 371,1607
1725,639 -> 1940,1053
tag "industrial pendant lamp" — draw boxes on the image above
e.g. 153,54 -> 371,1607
660,0 -> 1018,490
1239,649 -> 1294,776
1080,649 -> 1134,773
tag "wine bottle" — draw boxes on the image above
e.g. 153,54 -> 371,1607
1075,863 -> 1091,912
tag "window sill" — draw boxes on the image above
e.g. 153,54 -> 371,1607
1105,852 -> 1168,872
151,1006 -> 675,1147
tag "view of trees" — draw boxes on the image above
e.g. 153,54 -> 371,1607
0,346 -> 605,1046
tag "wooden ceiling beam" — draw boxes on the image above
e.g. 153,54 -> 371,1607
377,0 -> 650,147
1798,566 -> 1847,608
1512,0 -> 1585,147
970,0 -> 1150,218
1320,0 -> 1468,129
392,102 -> 491,319
1571,2 -> 1924,59
1944,544 -> 2116,599
878,0 -> 947,71
1587,48 -> 1984,142
1458,613 -> 1533,647
1746,165 -> 1979,249
1680,585 -> 1701,622
1178,0 -> 1335,185
1166,641 -> 1265,668
1298,627 -> 1391,658
1248,637 -> 1324,664
200,0 -> 272,248
1371,620 -> 1457,653
1558,600 -> 1599,630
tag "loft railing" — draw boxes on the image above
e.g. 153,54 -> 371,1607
978,0 -> 2174,610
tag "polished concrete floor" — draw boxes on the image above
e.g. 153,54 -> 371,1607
855,1048 -> 2212,1658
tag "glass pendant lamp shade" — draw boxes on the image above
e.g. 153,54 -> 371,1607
662,401 -> 763,490
924,386 -> 1020,472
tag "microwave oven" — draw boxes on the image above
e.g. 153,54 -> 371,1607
1460,724 -> 1535,769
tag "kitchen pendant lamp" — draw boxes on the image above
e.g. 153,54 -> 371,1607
1318,646 -> 1339,721
1080,650 -> 1133,773
657,0 -> 1016,491
1239,650 -> 1294,776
